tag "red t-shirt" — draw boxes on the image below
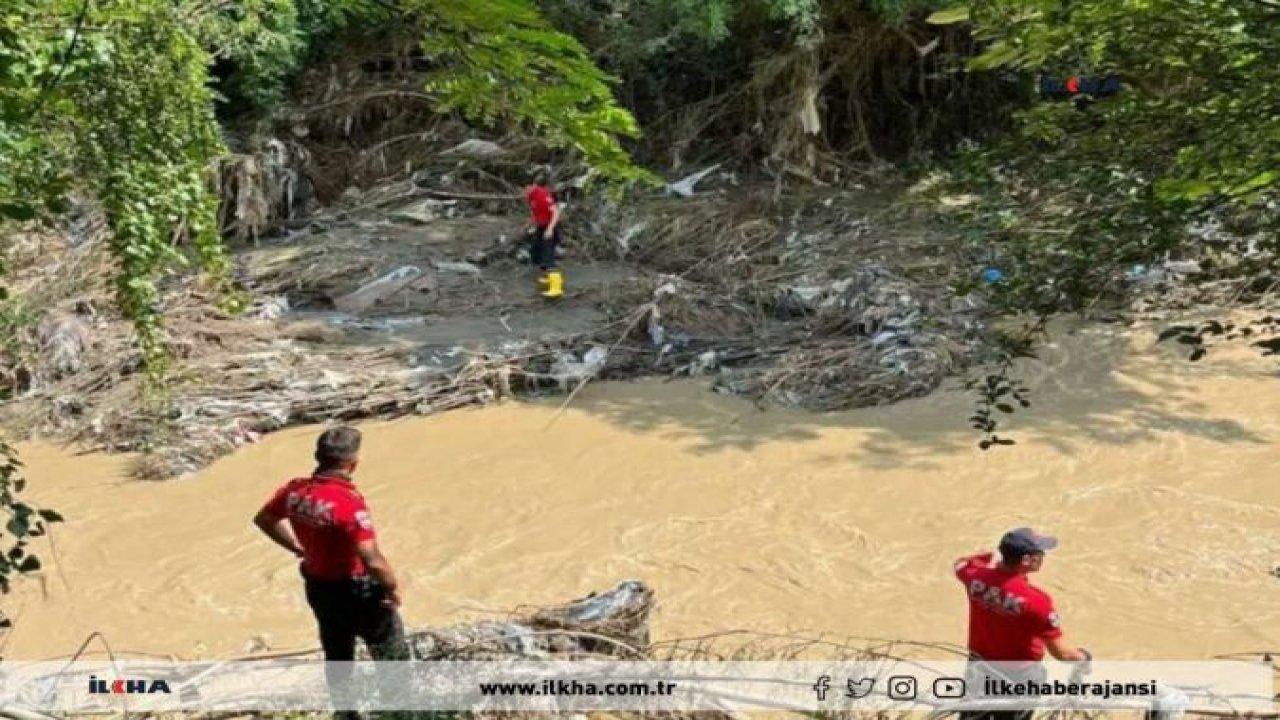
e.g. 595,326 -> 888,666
954,553 -> 1063,661
261,473 -> 377,581
525,184 -> 556,226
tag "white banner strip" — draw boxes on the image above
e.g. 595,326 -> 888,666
0,660 -> 1272,713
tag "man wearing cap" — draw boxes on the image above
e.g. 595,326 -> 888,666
953,528 -> 1091,720
253,425 -> 408,713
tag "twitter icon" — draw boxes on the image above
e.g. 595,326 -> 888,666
846,677 -> 875,699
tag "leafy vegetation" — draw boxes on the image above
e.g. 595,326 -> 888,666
0,0 -> 652,601
962,0 -> 1280,205
409,0 -> 655,186
928,0 -> 1280,312
539,0 -> 1016,167
0,440 -> 63,627
914,0 -> 1280,445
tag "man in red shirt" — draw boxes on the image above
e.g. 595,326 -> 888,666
254,426 -> 407,703
954,528 -> 1090,720
524,168 -> 564,299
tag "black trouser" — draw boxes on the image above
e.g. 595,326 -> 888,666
303,571 -> 409,710
527,225 -> 561,271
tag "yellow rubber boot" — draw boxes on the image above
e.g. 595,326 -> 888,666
541,270 -> 564,299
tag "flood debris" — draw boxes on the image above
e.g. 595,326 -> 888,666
2,174 -> 991,479
332,265 -> 424,313
35,312 -> 91,381
407,579 -> 652,660
216,139 -> 311,244
393,201 -> 440,225
550,345 -> 609,390
666,164 -> 723,198
440,139 -> 508,159
433,260 -> 482,276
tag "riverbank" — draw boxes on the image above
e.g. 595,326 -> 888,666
1,180 -> 981,480
10,322 -> 1280,660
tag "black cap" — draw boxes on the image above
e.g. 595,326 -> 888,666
999,527 -> 1058,555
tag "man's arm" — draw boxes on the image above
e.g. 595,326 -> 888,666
1044,635 -> 1091,662
954,552 -> 992,579
356,539 -> 401,607
253,509 -> 304,558
544,202 -> 561,235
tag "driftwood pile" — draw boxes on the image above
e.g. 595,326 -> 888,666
0,180 -> 991,478
404,579 -> 653,661
585,191 -> 982,411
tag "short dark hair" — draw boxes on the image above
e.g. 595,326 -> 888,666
315,425 -> 361,470
530,166 -> 551,186
998,544 -> 1039,566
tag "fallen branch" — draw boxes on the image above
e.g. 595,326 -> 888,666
415,187 -> 520,202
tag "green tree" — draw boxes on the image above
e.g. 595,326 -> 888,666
928,0 -> 1280,253
961,0 -> 1280,203
0,0 -> 653,608
923,0 -> 1280,445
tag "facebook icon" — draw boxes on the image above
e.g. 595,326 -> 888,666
813,675 -> 832,701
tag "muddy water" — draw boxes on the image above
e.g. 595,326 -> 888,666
8,320 -> 1280,660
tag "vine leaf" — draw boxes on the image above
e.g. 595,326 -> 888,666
1157,325 -> 1196,342
1254,338 -> 1280,356
926,6 -> 971,25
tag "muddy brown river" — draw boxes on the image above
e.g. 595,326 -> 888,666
7,320 -> 1280,660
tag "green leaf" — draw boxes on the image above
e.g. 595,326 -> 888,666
1227,171 -> 1280,198
0,202 -> 36,221
925,6 -> 970,25
16,555 -> 40,572
36,509 -> 64,523
1155,178 -> 1215,202
5,515 -> 28,538
967,41 -> 1023,70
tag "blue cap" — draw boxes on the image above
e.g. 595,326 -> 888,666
999,527 -> 1058,555
981,268 -> 1004,283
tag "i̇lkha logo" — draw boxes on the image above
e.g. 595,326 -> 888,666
89,676 -> 172,695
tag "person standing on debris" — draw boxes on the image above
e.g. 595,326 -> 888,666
953,528 -> 1091,720
524,167 -> 564,299
253,426 -> 408,708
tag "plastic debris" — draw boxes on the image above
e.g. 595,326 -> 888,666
439,139 -> 507,158
1164,259 -> 1202,275
617,221 -> 648,257
433,261 -> 482,276
249,295 -> 290,320
666,164 -> 723,198
332,266 -> 422,313
550,345 -> 609,389
393,200 -> 440,225
36,313 -> 91,381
